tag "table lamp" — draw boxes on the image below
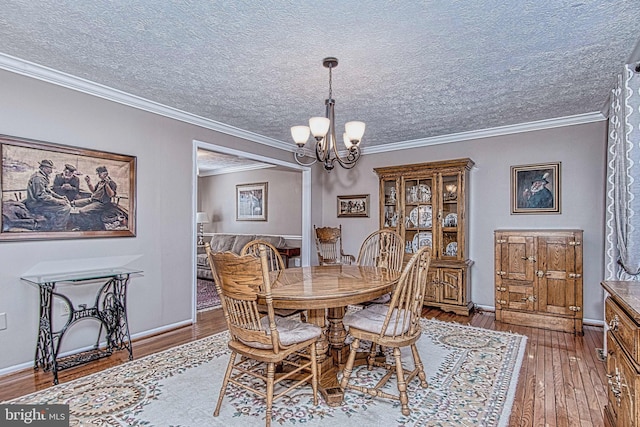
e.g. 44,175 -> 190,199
196,212 -> 210,245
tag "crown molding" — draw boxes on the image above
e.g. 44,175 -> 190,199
0,53 -> 290,151
0,53 -> 607,158
361,112 -> 606,155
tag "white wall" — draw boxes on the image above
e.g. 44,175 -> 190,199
319,121 -> 607,323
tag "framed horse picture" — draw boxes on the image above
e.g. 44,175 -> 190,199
0,134 -> 137,240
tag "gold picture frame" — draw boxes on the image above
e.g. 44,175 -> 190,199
1,134 -> 137,240
511,162 -> 560,214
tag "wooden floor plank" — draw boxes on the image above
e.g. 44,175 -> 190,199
0,308 -> 607,427
552,330 -> 570,427
542,329 -> 557,426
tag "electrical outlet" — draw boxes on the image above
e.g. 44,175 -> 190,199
294,258 -> 301,267
0,312 -> 6,330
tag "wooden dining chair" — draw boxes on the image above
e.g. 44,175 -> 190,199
240,239 -> 285,272
357,229 -> 405,304
240,239 -> 306,321
314,224 -> 355,265
207,245 -> 321,427
340,246 -> 431,416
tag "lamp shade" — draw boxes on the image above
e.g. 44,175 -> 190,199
291,125 -> 310,146
196,212 -> 210,224
345,121 -> 365,143
309,117 -> 330,139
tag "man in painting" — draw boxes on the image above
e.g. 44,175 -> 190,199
24,159 -> 72,230
72,165 -> 117,229
523,172 -> 554,209
53,164 -> 80,201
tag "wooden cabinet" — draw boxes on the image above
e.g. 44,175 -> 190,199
601,281 -> 640,427
494,229 -> 583,334
375,158 -> 474,315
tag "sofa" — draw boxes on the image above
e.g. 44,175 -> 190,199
197,233 -> 288,280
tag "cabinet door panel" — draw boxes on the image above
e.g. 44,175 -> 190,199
503,281 -> 535,311
538,236 -> 577,316
499,235 -> 535,281
440,268 -> 463,305
425,270 -> 441,304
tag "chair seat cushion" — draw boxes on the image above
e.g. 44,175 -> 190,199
343,303 -> 410,336
241,316 -> 321,349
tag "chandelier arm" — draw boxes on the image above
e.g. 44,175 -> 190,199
294,147 -> 318,167
331,145 -> 361,169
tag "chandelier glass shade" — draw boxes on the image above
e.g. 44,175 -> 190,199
292,57 -> 365,171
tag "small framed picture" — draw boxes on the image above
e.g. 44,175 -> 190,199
337,194 -> 370,218
236,182 -> 267,221
511,162 -> 560,214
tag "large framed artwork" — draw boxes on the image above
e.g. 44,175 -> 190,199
236,182 -> 267,221
0,134 -> 137,240
337,194 -> 370,218
511,162 -> 560,214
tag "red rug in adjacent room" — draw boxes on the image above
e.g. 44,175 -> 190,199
197,279 -> 221,311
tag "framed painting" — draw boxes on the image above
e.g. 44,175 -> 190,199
511,162 -> 561,214
0,134 -> 136,240
337,194 -> 370,218
236,182 -> 267,221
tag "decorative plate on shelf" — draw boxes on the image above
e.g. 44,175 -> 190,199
409,205 -> 432,228
445,242 -> 458,256
412,232 -> 432,253
443,213 -> 458,227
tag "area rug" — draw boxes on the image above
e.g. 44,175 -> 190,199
4,318 -> 526,426
197,278 -> 221,311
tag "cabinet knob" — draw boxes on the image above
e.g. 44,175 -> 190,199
608,314 -> 619,332
520,256 -> 536,262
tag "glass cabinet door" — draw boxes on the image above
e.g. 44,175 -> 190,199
381,178 -> 399,230
402,177 -> 434,256
440,173 -> 460,259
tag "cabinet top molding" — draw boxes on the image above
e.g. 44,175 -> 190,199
374,158 -> 474,175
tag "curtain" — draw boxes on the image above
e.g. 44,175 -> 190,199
605,64 -> 640,280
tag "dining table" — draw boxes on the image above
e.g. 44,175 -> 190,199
262,264 -> 401,406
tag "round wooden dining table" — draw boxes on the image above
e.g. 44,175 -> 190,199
264,264 -> 401,406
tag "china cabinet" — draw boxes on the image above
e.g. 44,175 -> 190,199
374,158 -> 474,315
494,229 -> 583,334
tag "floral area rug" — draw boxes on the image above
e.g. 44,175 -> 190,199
197,278 -> 221,311
4,318 -> 526,426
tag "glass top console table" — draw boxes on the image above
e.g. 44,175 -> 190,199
22,268 -> 141,384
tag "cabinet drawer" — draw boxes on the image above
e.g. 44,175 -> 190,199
607,332 -> 639,427
606,297 -> 640,364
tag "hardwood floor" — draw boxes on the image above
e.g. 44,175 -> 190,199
0,307 -> 607,426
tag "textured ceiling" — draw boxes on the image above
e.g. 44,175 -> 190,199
1,1 -> 639,171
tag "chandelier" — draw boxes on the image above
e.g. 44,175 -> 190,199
291,57 -> 365,171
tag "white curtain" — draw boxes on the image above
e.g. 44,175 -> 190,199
605,64 -> 640,280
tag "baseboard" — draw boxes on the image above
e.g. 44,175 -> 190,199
0,319 -> 194,378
